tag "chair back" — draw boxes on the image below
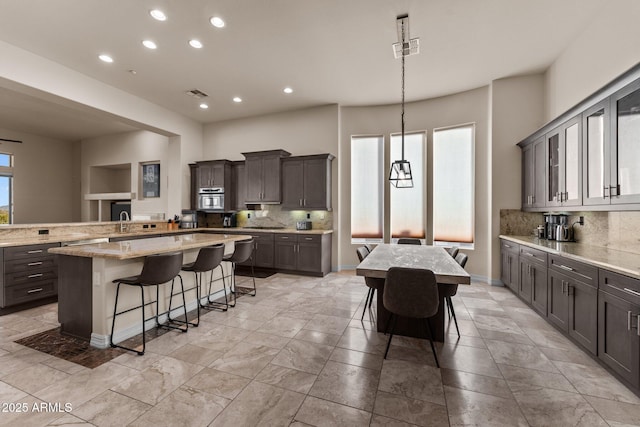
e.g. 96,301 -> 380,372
447,246 -> 459,258
138,252 -> 183,285
191,244 -> 225,272
227,239 -> 254,263
397,238 -> 421,245
364,244 -> 374,253
455,253 -> 468,268
356,246 -> 369,262
383,267 -> 439,319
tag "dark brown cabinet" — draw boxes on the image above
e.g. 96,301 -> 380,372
500,240 -> 519,292
196,160 -> 230,189
582,99 -> 611,206
231,161 -> 246,210
1,243 -> 59,309
274,233 -> 331,275
243,150 -> 291,204
547,255 -> 598,355
545,116 -> 582,207
519,246 -> 547,314
237,233 -> 274,268
522,137 -> 545,209
281,154 -> 334,210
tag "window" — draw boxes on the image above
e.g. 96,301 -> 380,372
0,153 -> 14,224
433,124 -> 475,248
390,132 -> 425,241
351,135 -> 384,242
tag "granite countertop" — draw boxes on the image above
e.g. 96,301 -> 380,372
49,233 -> 252,260
206,227 -> 333,235
500,235 -> 640,280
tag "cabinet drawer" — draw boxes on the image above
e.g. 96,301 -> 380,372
600,269 -> 640,305
5,256 -> 57,274
549,255 -> 597,287
520,246 -> 548,266
297,234 -> 321,244
500,240 -> 519,253
4,243 -> 59,261
250,233 -> 274,242
275,234 -> 298,242
4,278 -> 57,306
5,267 -> 57,287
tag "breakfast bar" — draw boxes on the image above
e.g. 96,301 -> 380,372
49,233 -> 251,348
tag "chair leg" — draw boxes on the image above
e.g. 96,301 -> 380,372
446,297 -> 451,318
384,314 -> 397,359
361,287 -> 372,321
448,297 -> 460,338
368,288 -> 375,308
424,318 -> 439,368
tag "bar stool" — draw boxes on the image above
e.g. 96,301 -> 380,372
177,243 -> 227,329
440,252 -> 468,338
383,266 -> 440,367
397,238 -> 421,245
110,252 -> 186,355
223,239 -> 255,307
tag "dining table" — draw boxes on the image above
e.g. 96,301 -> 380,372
356,243 -> 471,342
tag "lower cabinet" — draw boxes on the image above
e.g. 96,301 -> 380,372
598,269 -> 640,388
500,240 -> 519,292
274,234 -> 331,275
519,250 -> 548,316
237,233 -> 274,268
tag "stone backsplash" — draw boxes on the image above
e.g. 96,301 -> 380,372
500,209 -> 640,254
203,205 -> 333,230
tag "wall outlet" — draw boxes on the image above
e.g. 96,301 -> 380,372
143,224 -> 149,229
578,216 -> 584,225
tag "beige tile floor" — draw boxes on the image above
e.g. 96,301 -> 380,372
1,272 -> 639,426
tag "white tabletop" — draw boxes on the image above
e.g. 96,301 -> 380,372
356,244 -> 471,285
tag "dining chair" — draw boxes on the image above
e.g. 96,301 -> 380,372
364,244 -> 374,253
356,246 -> 379,320
446,246 -> 459,258
440,252 -> 468,338
397,238 -> 421,245
382,266 -> 439,367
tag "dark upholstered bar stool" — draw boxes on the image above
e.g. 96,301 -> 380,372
223,239 -> 255,307
357,246 -> 382,321
397,238 -> 422,245
178,243 -> 227,328
383,267 -> 440,367
440,252 -> 468,338
110,252 -> 186,355
446,246 -> 459,258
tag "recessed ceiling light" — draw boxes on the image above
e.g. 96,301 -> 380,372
189,39 -> 203,49
142,40 -> 157,49
199,103 -> 209,109
233,97 -> 242,103
283,87 -> 293,94
210,16 -> 225,28
128,69 -> 137,75
149,9 -> 166,21
98,54 -> 113,63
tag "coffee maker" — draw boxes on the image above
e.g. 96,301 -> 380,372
544,213 -> 568,240
222,212 -> 237,228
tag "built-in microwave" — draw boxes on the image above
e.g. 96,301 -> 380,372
198,187 -> 224,211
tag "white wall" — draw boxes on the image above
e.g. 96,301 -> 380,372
81,131 -> 170,221
0,127 -> 79,223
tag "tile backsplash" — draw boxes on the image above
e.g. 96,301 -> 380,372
500,209 -> 640,254
203,205 -> 332,230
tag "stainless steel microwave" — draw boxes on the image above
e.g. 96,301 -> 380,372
198,187 -> 224,211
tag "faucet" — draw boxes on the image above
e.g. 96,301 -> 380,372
119,210 -> 130,233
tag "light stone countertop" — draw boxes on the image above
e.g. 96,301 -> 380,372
48,233 -> 252,260
500,235 -> 640,280
206,227 -> 333,235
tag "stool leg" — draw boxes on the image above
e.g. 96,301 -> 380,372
368,289 -> 375,308
110,282 -> 122,348
178,275 -> 188,332
229,262 -> 237,307
141,285 -> 147,355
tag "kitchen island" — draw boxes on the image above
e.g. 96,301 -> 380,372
49,233 -> 251,348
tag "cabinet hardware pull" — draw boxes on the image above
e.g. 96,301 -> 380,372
524,252 -> 535,257
558,264 -> 574,272
504,244 -> 511,248
608,284 -> 640,297
27,250 -> 43,254
28,273 -> 44,278
27,262 -> 43,266
27,288 -> 43,294
623,287 -> 640,297
305,237 -> 313,240
628,311 -> 633,331
603,186 -> 609,199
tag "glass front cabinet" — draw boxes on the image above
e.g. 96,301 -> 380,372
545,116 -> 582,208
611,78 -> 640,204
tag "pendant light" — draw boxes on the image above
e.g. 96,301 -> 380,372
389,14 -> 419,188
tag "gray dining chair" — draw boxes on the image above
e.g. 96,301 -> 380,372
446,246 -> 459,258
383,266 -> 439,367
397,238 -> 421,245
440,252 -> 468,338
357,246 -> 379,320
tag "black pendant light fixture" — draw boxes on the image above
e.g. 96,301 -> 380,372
389,14 -> 419,188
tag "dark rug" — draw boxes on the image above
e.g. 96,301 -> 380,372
235,268 -> 275,279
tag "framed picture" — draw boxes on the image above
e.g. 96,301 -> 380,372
141,162 -> 160,198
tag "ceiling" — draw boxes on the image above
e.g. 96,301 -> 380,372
0,0 -> 605,141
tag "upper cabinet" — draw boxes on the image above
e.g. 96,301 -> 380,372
195,160 -> 231,189
281,154 -> 335,210
243,150 -> 291,204
231,161 -> 246,211
519,64 -> 640,212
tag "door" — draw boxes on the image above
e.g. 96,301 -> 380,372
546,127 -> 562,207
261,154 -> 282,202
522,144 -> 535,208
233,162 -> 246,210
611,78 -> 640,204
254,236 -> 275,268
533,138 -> 546,207
197,163 -> 213,189
568,280 -> 598,355
281,159 -> 304,209
583,99 -> 611,206
598,290 -> 640,388
547,270 -> 569,331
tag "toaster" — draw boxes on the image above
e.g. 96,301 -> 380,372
296,221 -> 312,230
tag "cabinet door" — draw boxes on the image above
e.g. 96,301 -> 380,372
261,154 -> 282,202
245,157 -> 263,202
500,252 -> 511,288
598,290 -> 640,388
281,160 -> 304,209
611,78 -> 640,204
568,279 -> 598,355
548,270 -> 569,331
197,164 -> 213,189
254,239 -> 274,268
297,236 -> 322,273
531,263 -> 548,316
583,100 -> 611,205
546,127 -> 562,207
212,164 -> 225,187
303,158 -> 329,209
533,138 -> 546,207
522,144 -> 535,208
561,118 -> 582,206
519,259 -> 532,303
233,162 -> 246,210
274,237 -> 297,270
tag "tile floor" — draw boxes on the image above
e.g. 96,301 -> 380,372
0,272 -> 639,426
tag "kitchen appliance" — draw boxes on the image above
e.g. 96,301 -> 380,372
180,210 -> 198,229
543,213 -> 568,240
198,187 -> 224,212
296,221 -> 312,230
222,212 -> 237,228
555,224 -> 574,242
